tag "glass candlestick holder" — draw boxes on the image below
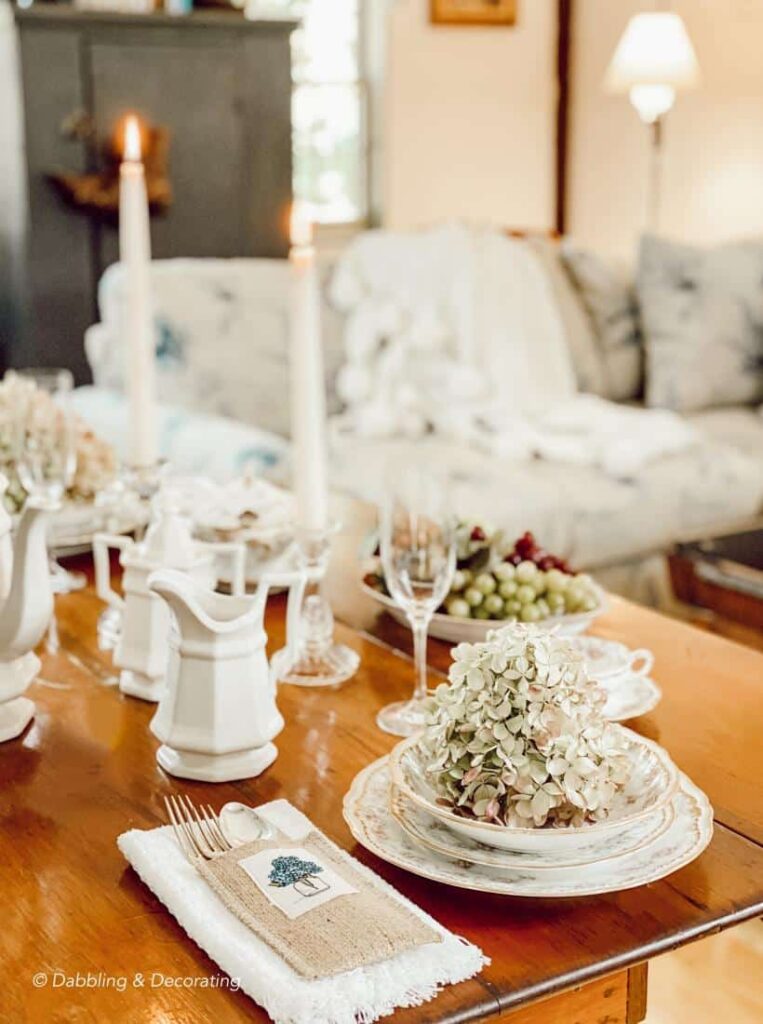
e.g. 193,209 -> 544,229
271,523 -> 360,688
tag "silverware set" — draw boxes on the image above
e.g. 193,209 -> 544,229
164,794 -> 233,862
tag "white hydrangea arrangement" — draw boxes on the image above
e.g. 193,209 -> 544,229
422,624 -> 630,829
0,373 -> 116,512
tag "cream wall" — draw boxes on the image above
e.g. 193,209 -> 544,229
382,0 -> 557,231
568,0 -> 763,261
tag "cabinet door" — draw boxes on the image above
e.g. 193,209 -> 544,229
90,37 -> 249,274
16,27 -> 95,381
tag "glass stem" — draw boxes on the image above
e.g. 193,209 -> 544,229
411,615 -> 430,704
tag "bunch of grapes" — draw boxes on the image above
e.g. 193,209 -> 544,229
366,525 -> 600,623
444,526 -> 598,622
444,559 -> 599,622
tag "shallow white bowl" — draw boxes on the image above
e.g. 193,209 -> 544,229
388,728 -> 680,854
361,577 -> 608,643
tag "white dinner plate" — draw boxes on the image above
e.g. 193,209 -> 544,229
343,757 -> 712,898
389,783 -> 675,874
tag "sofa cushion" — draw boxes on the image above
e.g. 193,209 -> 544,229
527,237 -> 608,396
71,386 -> 288,481
329,427 -> 763,572
638,235 -> 763,412
561,243 -> 643,401
86,257 -> 346,439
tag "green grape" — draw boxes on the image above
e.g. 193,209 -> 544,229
581,595 -> 599,612
515,584 -> 536,605
504,598 -> 521,615
515,560 -> 538,583
536,598 -> 550,619
494,562 -> 516,582
474,607 -> 491,620
451,570 -> 469,592
504,614 -> 518,623
484,593 -> 504,616
534,570 -> 547,594
464,587 -> 484,608
547,591 -> 565,611
520,603 -> 541,622
474,572 -> 497,595
446,597 -> 470,618
545,568 -> 568,592
498,579 -> 518,599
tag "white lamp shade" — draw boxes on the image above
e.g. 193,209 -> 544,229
604,13 -> 700,93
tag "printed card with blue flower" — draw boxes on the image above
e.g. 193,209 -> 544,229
238,847 -> 359,920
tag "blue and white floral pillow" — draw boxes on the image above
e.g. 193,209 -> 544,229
561,243 -> 644,401
638,235 -> 763,412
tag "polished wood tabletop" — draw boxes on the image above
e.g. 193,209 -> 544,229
2,553 -> 763,1024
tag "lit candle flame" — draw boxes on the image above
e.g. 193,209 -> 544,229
290,202 -> 313,248
124,116 -> 142,163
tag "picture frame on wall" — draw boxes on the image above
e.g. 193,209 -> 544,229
430,0 -> 517,26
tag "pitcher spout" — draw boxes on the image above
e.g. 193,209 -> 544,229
148,568 -> 259,641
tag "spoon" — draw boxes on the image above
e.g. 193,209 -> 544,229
218,802 -> 275,846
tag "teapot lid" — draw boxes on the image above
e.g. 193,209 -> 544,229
139,489 -> 198,569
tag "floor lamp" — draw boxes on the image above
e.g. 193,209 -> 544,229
604,12 -> 699,231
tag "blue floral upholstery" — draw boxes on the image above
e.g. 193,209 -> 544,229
71,386 -> 288,482
84,257 -> 346,440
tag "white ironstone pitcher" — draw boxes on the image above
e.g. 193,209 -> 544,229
0,497 -> 57,742
147,566 -> 306,782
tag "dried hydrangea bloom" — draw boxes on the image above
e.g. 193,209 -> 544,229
0,373 -> 116,511
421,624 -> 630,829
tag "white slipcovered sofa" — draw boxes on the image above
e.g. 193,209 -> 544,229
74,238 -> 763,607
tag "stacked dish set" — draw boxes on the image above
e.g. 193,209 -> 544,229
344,626 -> 712,898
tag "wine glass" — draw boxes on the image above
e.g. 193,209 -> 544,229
14,368 -> 84,602
377,470 -> 456,737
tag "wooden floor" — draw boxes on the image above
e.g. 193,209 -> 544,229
645,919 -> 763,1024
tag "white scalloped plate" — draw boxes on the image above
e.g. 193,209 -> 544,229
389,784 -> 675,873
343,758 -> 712,898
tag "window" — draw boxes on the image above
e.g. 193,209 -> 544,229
264,0 -> 367,225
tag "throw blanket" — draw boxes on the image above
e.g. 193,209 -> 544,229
330,224 -> 697,477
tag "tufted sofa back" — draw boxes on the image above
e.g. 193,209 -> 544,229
85,257 -> 346,438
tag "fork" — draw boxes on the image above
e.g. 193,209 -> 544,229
164,794 -> 234,862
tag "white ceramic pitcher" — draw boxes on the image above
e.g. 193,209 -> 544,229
0,497 -> 57,742
147,567 -> 306,782
94,494 -> 245,702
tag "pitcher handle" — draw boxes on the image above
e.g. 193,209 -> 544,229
198,540 -> 246,596
93,533 -> 132,610
259,569 -> 308,669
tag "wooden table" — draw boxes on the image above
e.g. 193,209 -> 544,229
2,556 -> 763,1024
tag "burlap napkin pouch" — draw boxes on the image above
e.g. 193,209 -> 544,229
197,829 -> 441,980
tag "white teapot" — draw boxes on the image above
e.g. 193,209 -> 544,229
147,566 -> 306,782
94,493 -> 245,702
0,495 -> 57,742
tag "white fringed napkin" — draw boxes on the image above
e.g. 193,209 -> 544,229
118,799 -> 487,1024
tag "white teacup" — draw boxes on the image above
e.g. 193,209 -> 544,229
571,637 -> 655,680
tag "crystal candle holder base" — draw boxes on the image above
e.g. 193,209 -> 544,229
272,524 -> 359,688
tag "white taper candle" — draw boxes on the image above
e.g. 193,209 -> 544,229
289,204 -> 328,532
119,115 -> 157,468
